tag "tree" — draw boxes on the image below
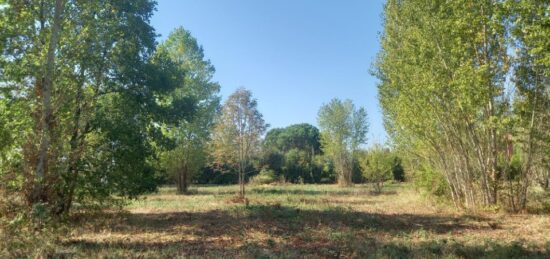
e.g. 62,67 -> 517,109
374,0 -> 549,211
262,123 -> 321,182
358,145 -> 394,193
211,88 -> 267,198
156,27 -> 220,194
0,0 -> 189,215
264,123 -> 321,154
507,0 -> 550,209
317,99 -> 368,186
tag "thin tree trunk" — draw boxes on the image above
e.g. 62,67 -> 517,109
182,165 -> 188,193
58,79 -> 84,215
518,73 -> 541,210
32,0 -> 64,204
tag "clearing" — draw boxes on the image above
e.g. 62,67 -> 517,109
62,184 -> 550,258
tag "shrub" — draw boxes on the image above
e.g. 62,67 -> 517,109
413,166 -> 449,198
358,145 -> 394,193
249,169 -> 278,185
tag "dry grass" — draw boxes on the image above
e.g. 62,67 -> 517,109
54,184 -> 550,258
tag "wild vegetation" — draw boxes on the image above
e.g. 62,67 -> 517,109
374,0 -> 549,211
8,184 -> 549,258
0,0 -> 548,257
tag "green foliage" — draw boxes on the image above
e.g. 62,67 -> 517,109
508,0 -> 550,195
0,0 -> 197,215
249,168 -> 278,185
358,145 -> 394,193
374,0 -> 549,210
155,27 -> 221,193
196,164 -> 239,185
413,165 -> 449,198
392,157 -> 405,182
262,123 -> 324,183
264,123 -> 321,154
318,99 -> 369,186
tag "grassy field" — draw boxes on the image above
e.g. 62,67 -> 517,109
59,184 -> 549,258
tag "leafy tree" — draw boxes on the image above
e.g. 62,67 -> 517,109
156,27 -> 220,194
374,0 -> 548,210
262,123 -> 322,182
374,0 -> 510,208
264,123 -> 321,153
0,0 -> 189,215
507,0 -> 550,208
317,99 -> 368,186
358,145 -> 394,193
211,88 -> 267,198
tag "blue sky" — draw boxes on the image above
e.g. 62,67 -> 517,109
151,0 -> 387,144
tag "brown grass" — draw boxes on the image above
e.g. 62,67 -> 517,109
53,184 -> 550,258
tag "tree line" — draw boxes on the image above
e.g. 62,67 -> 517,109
373,0 -> 549,211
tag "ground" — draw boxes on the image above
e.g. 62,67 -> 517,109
60,184 -> 549,258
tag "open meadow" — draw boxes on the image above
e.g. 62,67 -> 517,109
60,184 -> 550,258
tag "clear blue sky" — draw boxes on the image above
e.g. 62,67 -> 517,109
151,0 -> 387,144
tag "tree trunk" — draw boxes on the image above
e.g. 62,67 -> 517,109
177,168 -> 188,194
30,0 -> 64,204
56,73 -> 87,215
182,166 -> 188,193
240,165 -> 245,198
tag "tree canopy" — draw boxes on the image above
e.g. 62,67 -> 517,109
374,0 -> 549,210
156,27 -> 221,194
318,99 -> 369,186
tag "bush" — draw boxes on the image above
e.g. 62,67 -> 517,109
413,166 -> 449,198
249,169 -> 278,185
358,145 -> 394,193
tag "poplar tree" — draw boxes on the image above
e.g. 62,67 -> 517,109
317,99 -> 368,186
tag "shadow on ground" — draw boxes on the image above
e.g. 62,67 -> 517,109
61,203 -> 549,257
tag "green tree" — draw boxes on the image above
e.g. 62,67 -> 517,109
0,0 -> 188,215
374,0 -> 549,211
374,0 -> 510,208
262,123 -> 321,182
507,0 -> 550,208
264,123 -> 321,153
358,145 -> 394,194
211,88 -> 267,198
156,27 -> 220,194
317,99 -> 368,186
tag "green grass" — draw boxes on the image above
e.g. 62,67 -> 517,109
51,183 -> 550,258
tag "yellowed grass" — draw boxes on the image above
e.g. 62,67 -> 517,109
58,183 -> 549,258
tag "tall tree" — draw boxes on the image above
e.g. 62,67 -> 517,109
317,99 -> 368,186
211,88 -> 267,198
156,27 -> 221,194
0,0 -> 189,215
508,0 -> 550,208
374,0 -> 548,210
